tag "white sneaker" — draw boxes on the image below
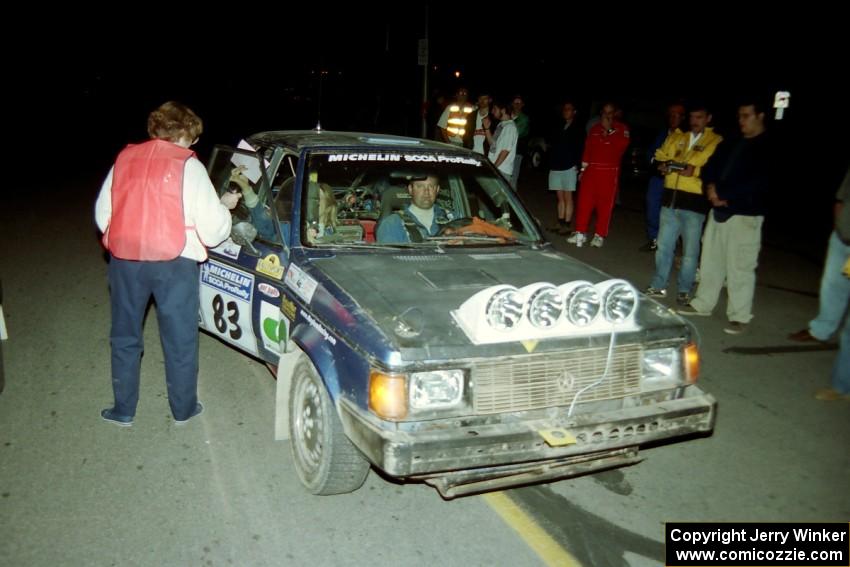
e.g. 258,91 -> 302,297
590,234 -> 604,248
566,232 -> 586,247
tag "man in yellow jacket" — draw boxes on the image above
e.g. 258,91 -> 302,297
644,103 -> 722,305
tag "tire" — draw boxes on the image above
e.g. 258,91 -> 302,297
289,358 -> 369,495
530,149 -> 544,169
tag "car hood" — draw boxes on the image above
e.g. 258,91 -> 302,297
309,247 -> 687,363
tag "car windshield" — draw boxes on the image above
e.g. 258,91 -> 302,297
300,150 -> 540,248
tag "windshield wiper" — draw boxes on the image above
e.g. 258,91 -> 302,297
425,235 -> 520,244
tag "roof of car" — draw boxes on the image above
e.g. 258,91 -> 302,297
247,130 -> 464,153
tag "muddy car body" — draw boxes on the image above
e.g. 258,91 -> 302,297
199,130 -> 716,497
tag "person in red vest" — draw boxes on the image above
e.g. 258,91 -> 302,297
567,102 -> 630,248
95,101 -> 240,426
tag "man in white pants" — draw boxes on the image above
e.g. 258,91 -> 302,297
678,100 -> 772,335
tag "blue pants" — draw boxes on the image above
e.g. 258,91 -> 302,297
108,257 -> 200,420
833,317 -> 850,394
809,231 -> 850,341
650,207 -> 706,295
807,231 -> 850,393
645,176 -> 664,240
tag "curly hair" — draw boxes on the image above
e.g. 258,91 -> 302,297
147,101 -> 203,143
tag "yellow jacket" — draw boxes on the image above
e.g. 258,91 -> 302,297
655,127 -> 723,194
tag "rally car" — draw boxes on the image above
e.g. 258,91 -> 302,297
198,130 -> 716,498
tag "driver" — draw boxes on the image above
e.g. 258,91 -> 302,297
376,174 -> 450,243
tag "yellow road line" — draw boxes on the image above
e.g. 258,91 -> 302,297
483,491 -> 582,567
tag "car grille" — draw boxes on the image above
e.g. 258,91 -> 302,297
472,344 -> 643,414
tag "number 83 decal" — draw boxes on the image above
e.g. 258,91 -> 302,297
212,293 -> 242,339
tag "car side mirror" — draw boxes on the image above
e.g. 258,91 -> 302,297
231,221 -> 261,256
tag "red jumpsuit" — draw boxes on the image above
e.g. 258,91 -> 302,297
574,121 -> 630,237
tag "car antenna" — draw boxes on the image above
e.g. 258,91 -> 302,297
315,57 -> 325,132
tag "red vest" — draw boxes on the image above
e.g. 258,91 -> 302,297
104,139 -> 194,261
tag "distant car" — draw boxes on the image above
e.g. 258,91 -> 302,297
526,136 -> 548,169
199,130 -> 716,497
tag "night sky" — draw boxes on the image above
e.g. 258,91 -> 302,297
14,6 -> 848,249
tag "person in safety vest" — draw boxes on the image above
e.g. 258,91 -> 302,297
437,87 -> 475,147
95,101 -> 240,427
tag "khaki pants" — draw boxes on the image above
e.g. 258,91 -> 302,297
690,211 -> 764,323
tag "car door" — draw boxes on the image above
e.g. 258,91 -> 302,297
199,144 -> 297,365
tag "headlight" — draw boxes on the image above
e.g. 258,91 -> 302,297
601,281 -> 637,323
560,282 -> 601,326
641,347 -> 681,390
527,285 -> 564,328
485,288 -> 524,331
410,370 -> 464,409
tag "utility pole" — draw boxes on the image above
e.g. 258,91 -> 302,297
419,4 -> 429,138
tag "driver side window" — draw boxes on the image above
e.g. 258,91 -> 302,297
208,146 -> 279,247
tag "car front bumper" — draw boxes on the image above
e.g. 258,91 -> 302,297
339,386 -> 715,497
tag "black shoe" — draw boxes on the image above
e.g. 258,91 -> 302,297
174,402 -> 204,425
639,239 -> 658,252
101,408 -> 133,427
788,329 -> 822,342
724,321 -> 748,335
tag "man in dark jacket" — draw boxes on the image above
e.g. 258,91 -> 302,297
678,99 -> 772,335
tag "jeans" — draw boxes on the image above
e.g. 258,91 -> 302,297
833,317 -> 850,394
650,207 -> 706,294
645,176 -> 664,240
108,257 -> 201,420
809,231 -> 850,341
510,154 -> 523,189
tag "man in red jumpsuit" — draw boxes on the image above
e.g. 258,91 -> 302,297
567,103 -> 630,248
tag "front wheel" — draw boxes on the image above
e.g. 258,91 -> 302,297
530,149 -> 544,169
289,358 -> 370,495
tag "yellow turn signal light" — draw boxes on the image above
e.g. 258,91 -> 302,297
369,371 -> 407,420
684,343 -> 700,383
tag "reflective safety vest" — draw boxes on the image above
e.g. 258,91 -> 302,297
446,103 -> 475,139
103,139 -> 194,261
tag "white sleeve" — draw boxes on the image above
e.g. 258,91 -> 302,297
94,167 -> 114,233
183,158 -> 232,248
499,124 -> 518,153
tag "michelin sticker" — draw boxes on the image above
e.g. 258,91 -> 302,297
284,264 -> 318,303
199,261 -> 257,355
326,154 -> 481,166
260,301 -> 288,354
